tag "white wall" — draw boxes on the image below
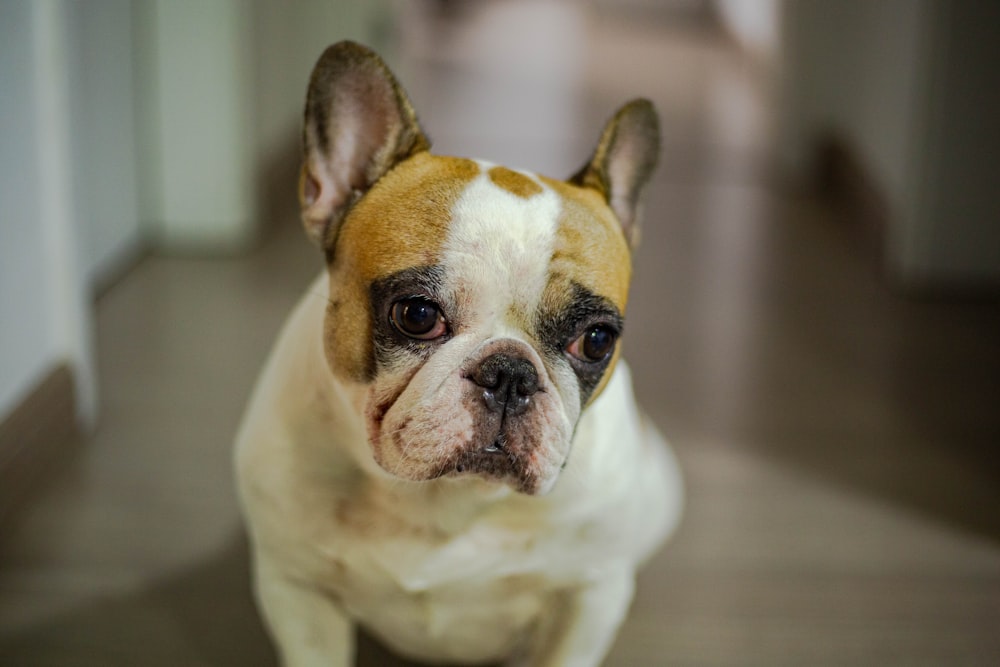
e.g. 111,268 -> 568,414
65,0 -> 142,290
1,0 -> 396,426
1,1 -> 57,420
134,0 -> 257,251
0,0 -> 97,425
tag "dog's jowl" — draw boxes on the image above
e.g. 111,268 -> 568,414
236,41 -> 683,667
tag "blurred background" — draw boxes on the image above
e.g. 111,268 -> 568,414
2,0 -> 999,664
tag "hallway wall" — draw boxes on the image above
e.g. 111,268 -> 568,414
1,0 -> 393,427
779,0 -> 1000,288
66,0 -> 142,292
0,1 -> 96,426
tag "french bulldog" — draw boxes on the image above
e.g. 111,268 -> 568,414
236,41 -> 682,667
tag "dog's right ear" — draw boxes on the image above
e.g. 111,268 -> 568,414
300,41 -> 430,249
569,99 -> 659,250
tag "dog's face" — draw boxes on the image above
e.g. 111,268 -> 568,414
325,155 -> 631,495
299,42 -> 659,495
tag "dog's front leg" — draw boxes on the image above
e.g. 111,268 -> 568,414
514,567 -> 636,667
254,556 -> 354,667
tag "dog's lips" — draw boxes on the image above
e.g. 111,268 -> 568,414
449,444 -> 542,494
442,415 -> 559,494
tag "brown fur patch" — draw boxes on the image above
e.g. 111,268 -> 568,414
488,166 -> 543,199
541,176 -> 632,404
324,153 -> 481,382
542,177 -> 631,310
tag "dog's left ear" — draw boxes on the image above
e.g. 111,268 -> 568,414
300,41 -> 430,248
570,99 -> 660,249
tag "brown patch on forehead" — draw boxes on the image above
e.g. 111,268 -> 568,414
325,152 -> 481,382
340,153 -> 481,276
488,166 -> 543,199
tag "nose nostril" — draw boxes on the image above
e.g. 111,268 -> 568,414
516,374 -> 538,397
482,388 -> 502,413
471,353 -> 539,413
507,394 -> 531,416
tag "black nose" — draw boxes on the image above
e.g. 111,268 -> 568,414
470,353 -> 539,416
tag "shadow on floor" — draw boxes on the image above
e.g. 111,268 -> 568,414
0,532 -> 473,667
736,200 -> 1000,544
0,533 -> 274,666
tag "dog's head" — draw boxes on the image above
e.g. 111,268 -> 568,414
300,42 -> 658,495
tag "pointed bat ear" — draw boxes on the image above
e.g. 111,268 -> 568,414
569,99 -> 660,249
300,41 -> 430,249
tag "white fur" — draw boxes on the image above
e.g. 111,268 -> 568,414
444,163 -> 558,333
236,176 -> 683,665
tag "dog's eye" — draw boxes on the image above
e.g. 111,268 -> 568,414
566,325 -> 617,363
390,298 -> 447,340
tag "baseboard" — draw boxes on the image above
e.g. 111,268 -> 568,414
0,363 -> 79,526
91,234 -> 148,300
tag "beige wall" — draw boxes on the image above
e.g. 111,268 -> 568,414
779,0 -> 1000,287
251,0 -> 394,230
778,0 -> 931,235
715,0 -> 780,60
907,1 -> 1000,284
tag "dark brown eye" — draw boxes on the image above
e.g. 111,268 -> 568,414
567,325 -> 617,362
390,298 -> 446,340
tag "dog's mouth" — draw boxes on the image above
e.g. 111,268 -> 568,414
447,433 -> 543,494
453,429 -> 509,474
440,412 -> 556,494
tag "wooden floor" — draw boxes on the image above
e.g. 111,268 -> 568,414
3,3 -> 1000,665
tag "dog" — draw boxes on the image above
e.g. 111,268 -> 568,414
235,41 -> 683,666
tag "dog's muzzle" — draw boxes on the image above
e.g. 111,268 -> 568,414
438,348 -> 563,494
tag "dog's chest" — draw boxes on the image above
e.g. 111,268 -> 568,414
323,492 -> 571,662
328,484 -> 568,588
341,561 -> 548,663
